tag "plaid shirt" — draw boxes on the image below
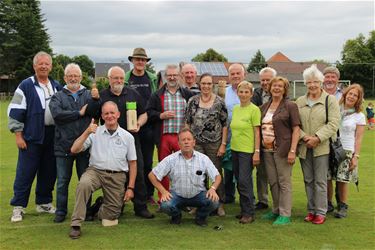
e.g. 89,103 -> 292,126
152,150 -> 219,198
163,89 -> 186,134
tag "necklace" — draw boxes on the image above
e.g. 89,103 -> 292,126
200,94 -> 212,103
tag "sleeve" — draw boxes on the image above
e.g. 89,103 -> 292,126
146,93 -> 162,122
288,102 -> 301,127
49,92 -> 80,125
85,90 -> 102,119
125,133 -> 137,161
315,95 -> 340,142
8,87 -> 27,132
357,112 -> 366,126
185,97 -> 194,125
152,156 -> 172,181
252,105 -> 261,127
82,134 -> 93,152
219,98 -> 229,127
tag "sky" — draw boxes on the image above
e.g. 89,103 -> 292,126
40,0 -> 375,71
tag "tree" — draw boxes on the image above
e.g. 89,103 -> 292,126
0,0 -> 51,83
72,55 -> 94,77
337,31 -> 375,97
192,48 -> 228,62
247,50 -> 267,73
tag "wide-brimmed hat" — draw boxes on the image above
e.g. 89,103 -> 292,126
128,48 -> 151,62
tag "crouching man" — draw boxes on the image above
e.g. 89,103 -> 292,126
148,128 -> 221,227
69,101 -> 137,239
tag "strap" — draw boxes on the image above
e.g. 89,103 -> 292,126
325,94 -> 340,139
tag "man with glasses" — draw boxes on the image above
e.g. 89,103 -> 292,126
89,66 -> 154,219
8,51 -> 62,222
49,63 -> 100,223
125,48 -> 158,204
146,64 -> 194,203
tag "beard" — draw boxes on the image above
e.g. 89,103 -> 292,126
111,84 -> 124,93
167,81 -> 178,88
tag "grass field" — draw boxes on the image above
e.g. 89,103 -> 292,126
0,100 -> 374,250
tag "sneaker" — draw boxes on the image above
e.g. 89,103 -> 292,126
11,206 -> 25,222
255,202 -> 269,210
239,215 -> 255,224
261,211 -> 279,220
195,218 -> 208,227
327,201 -> 334,213
53,214 -> 66,223
304,212 -> 315,222
135,209 -> 155,219
312,214 -> 326,224
273,215 -> 291,225
102,219 -> 118,227
334,202 -> 348,218
36,203 -> 56,214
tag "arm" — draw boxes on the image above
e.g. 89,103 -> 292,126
349,125 -> 365,171
253,126 -> 261,166
148,172 -> 172,202
71,119 -> 97,153
146,94 -> 163,123
206,174 -> 221,202
124,160 -> 137,202
288,125 -> 300,165
49,93 -> 83,124
217,127 -> 228,157
315,96 -> 340,143
128,112 -> 147,133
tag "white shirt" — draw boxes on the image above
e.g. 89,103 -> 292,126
39,81 -> 55,125
340,112 -> 366,151
82,125 -> 137,172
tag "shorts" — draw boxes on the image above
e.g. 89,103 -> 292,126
368,117 -> 375,125
329,150 -> 358,183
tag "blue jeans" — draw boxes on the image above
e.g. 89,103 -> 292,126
160,191 -> 219,220
55,153 -> 90,216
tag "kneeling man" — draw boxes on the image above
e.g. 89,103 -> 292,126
148,128 -> 221,227
69,101 -> 137,239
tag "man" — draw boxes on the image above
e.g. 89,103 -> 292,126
148,128 -> 221,226
125,48 -> 158,204
223,63 -> 245,204
49,63 -> 100,223
92,66 -> 154,219
8,51 -> 62,222
69,101 -> 137,239
181,63 -> 200,94
251,67 -> 278,210
147,64 -> 194,202
323,66 -> 342,213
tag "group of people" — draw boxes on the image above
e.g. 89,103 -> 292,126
7,48 -> 367,239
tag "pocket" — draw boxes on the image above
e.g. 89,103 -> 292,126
112,145 -> 126,159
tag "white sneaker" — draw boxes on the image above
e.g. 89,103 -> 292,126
11,206 -> 25,222
36,203 -> 56,214
102,219 -> 118,227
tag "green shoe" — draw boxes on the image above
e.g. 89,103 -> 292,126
273,215 -> 291,225
261,211 -> 279,220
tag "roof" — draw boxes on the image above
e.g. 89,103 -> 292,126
267,51 -> 292,63
95,62 -> 130,78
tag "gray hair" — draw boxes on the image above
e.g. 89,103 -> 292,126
164,64 -> 179,76
303,64 -> 324,84
259,67 -> 277,77
323,66 -> 340,79
228,63 -> 245,75
107,66 -> 125,78
64,63 -> 82,76
181,63 -> 197,73
33,51 -> 52,65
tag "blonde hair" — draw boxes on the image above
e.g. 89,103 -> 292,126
237,81 -> 253,93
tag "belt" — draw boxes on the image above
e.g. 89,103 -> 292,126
99,169 -> 124,174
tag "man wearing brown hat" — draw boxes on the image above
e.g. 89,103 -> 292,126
125,48 -> 158,205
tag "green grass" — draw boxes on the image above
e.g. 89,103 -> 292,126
0,100 -> 374,249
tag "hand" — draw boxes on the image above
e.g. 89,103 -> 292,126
15,133 -> 27,150
91,86 -> 99,99
252,152 -> 260,166
160,191 -> 172,202
86,118 -> 98,134
79,104 -> 88,116
160,111 -> 176,120
128,122 -> 140,133
217,144 -> 226,157
124,189 -> 134,202
287,151 -> 296,165
304,136 -> 320,148
206,188 -> 219,202
349,157 -> 358,172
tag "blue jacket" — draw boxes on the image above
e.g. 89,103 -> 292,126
8,75 -> 62,144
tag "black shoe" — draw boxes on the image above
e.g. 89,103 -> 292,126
69,226 -> 81,239
88,196 -> 103,216
235,214 -> 242,219
170,214 -> 182,225
334,202 -> 348,218
195,218 -> 208,227
135,209 -> 155,219
327,201 -> 334,213
255,202 -> 268,210
53,214 -> 66,223
85,214 -> 94,221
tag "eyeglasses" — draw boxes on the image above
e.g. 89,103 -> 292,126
166,74 -> 179,78
66,74 -> 81,78
306,80 -> 321,85
110,76 -> 125,81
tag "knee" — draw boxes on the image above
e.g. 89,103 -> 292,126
160,200 -> 175,212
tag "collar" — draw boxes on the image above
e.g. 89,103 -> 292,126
102,125 -> 120,136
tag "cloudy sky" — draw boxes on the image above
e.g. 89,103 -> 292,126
40,1 -> 374,71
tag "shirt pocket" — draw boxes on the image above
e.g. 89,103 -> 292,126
112,143 -> 126,159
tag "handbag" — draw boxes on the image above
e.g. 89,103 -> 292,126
325,95 -> 346,170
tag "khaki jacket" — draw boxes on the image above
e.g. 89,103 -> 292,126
295,90 -> 340,159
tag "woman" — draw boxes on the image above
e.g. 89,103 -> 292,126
185,73 -> 228,216
332,84 -> 365,218
296,64 -> 340,224
230,81 -> 261,224
260,77 -> 301,225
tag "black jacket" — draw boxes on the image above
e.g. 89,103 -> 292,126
251,87 -> 264,106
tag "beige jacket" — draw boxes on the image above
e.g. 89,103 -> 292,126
295,90 -> 340,159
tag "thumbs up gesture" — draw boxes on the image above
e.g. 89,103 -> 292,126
86,118 -> 98,134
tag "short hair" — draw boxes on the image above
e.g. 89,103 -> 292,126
237,81 -> 253,93
268,76 -> 290,98
102,100 -> 119,112
181,63 -> 197,74
64,63 -> 82,76
303,64 -> 324,84
33,51 -> 52,65
164,64 -> 179,76
199,73 -> 213,83
228,63 -> 245,75
107,66 -> 125,78
323,66 -> 340,79
259,67 -> 277,77
178,127 -> 194,140
339,83 -> 364,112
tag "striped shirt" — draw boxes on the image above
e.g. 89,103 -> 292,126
163,89 -> 186,134
152,150 -> 219,198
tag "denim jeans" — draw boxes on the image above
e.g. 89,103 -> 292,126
56,153 -> 90,216
160,191 -> 219,220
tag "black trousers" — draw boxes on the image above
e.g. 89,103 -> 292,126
139,125 -> 155,198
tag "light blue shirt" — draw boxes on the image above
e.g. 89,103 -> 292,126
225,85 -> 240,123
